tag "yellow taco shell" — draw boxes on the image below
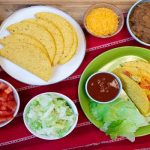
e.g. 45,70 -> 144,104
0,42 -> 52,81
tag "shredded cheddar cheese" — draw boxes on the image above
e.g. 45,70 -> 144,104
85,8 -> 119,36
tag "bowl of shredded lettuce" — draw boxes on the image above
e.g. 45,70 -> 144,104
23,92 -> 78,140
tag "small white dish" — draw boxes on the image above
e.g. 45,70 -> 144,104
85,72 -> 122,104
0,79 -> 20,128
23,92 -> 78,140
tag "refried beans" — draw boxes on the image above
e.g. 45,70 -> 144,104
130,2 -> 150,44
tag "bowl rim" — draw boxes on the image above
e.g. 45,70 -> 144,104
0,79 -> 20,128
85,71 -> 122,104
23,92 -> 78,140
126,0 -> 150,47
83,3 -> 124,38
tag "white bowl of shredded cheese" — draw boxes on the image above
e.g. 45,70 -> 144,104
23,92 -> 78,140
84,3 -> 124,38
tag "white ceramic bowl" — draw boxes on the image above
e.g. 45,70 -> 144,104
127,0 -> 150,46
85,72 -> 122,104
0,79 -> 20,128
23,92 -> 78,140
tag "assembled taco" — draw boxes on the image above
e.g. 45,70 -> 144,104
113,60 -> 150,116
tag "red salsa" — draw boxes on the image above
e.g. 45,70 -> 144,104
87,73 -> 120,102
0,82 -> 17,123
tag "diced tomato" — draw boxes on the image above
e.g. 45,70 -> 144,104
0,116 -> 13,123
0,110 -> 13,117
147,94 -> 150,101
123,70 -> 131,77
0,82 -> 16,124
0,82 -> 8,90
0,97 -> 7,102
145,86 -> 150,90
0,104 -> 8,111
0,92 -> 8,101
4,87 -> 13,95
7,93 -> 15,101
0,101 -> 16,112
5,101 -> 17,112
140,83 -> 150,90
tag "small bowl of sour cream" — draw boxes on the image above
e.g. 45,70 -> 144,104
85,72 -> 122,103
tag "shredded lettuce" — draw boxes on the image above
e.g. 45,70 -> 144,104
90,91 -> 148,142
25,94 -> 76,139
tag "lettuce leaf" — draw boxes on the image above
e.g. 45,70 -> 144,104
26,94 -> 76,138
90,93 -> 148,142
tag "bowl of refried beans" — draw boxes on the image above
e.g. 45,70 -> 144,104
127,0 -> 150,46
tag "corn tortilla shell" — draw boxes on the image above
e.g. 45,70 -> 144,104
0,42 -> 52,81
23,18 -> 64,65
36,12 -> 77,64
0,33 -> 49,58
113,70 -> 150,116
123,60 -> 150,74
59,28 -> 78,64
7,21 -> 56,63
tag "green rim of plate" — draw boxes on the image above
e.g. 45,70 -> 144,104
78,46 -> 150,137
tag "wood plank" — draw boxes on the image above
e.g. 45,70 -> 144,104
0,0 -> 137,24
0,0 -> 137,4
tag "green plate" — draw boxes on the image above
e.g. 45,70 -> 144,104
78,46 -> 150,137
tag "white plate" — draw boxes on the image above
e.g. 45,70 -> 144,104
0,6 -> 86,85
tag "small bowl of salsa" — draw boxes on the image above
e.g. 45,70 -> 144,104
85,72 -> 122,103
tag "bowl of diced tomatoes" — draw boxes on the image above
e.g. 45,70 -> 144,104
0,79 -> 20,127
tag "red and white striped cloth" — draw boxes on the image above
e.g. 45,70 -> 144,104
0,23 -> 150,150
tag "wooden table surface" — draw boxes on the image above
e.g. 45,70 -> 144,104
0,0 -> 137,24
